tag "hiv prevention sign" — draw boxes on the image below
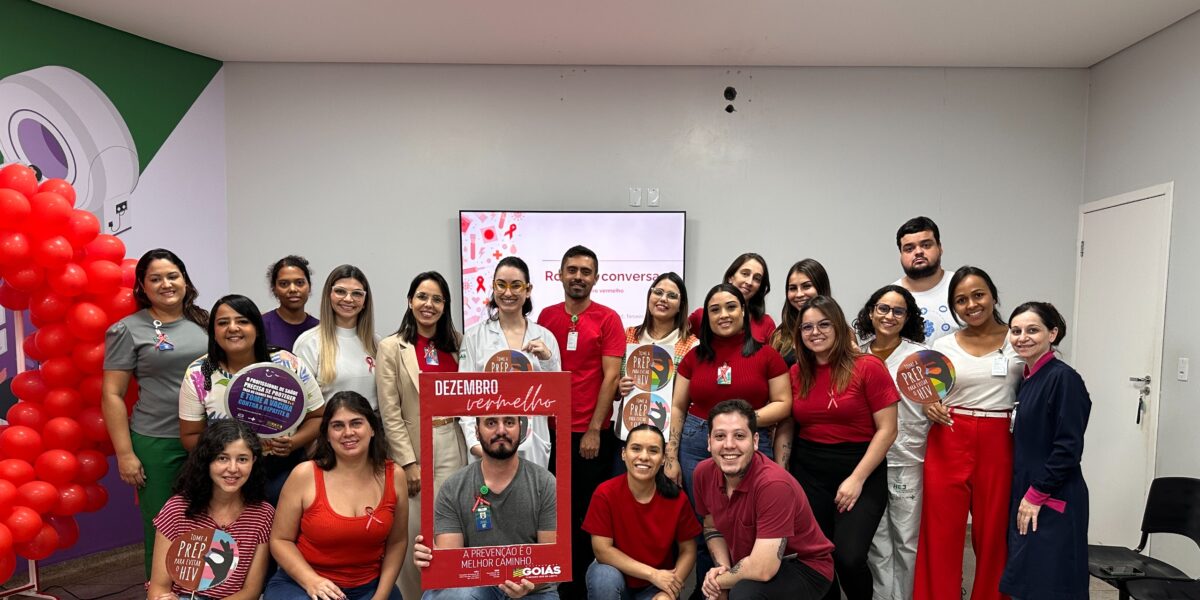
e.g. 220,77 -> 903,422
419,372 -> 572,588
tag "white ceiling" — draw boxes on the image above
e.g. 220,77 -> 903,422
37,0 -> 1200,68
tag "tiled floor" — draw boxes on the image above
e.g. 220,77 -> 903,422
1,536 -> 1127,599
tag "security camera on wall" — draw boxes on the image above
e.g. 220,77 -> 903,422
0,65 -> 139,236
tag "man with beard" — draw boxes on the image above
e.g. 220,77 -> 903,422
894,216 -> 958,342
693,400 -> 834,600
416,415 -> 559,599
537,245 -> 625,597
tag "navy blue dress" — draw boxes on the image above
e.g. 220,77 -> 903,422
1000,357 -> 1092,599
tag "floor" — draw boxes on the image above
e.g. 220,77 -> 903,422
0,535 -> 1125,600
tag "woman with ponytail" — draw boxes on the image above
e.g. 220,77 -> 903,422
583,424 -> 701,600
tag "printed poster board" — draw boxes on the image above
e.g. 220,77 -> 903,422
614,343 -> 676,440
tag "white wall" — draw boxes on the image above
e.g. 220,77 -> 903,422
1085,10 -> 1200,571
224,63 -> 1087,332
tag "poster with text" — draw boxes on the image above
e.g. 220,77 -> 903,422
615,343 -> 676,440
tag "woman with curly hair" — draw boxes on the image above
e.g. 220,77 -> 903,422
147,420 -> 275,600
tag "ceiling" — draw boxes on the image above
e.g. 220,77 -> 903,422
37,0 -> 1200,68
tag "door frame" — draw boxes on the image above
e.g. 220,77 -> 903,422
1071,181 -> 1173,532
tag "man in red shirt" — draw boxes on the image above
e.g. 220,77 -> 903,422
536,245 -> 625,597
693,400 -> 834,600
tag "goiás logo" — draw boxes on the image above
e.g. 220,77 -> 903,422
511,565 -> 562,578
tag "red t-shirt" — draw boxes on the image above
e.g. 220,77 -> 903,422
297,461 -> 398,587
582,475 -> 703,589
677,336 -> 788,420
537,302 -> 625,432
414,334 -> 459,373
688,309 -> 777,344
693,452 -> 834,581
791,355 -> 899,444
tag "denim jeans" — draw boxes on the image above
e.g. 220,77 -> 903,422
264,568 -> 403,600
586,561 -> 663,600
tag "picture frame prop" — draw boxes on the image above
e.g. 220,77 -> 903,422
419,371 -> 573,588
614,343 -> 676,440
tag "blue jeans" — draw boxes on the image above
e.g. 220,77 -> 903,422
423,586 -> 559,599
586,561 -> 662,600
264,567 -> 403,600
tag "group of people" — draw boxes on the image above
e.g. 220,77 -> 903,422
100,215 -> 1092,600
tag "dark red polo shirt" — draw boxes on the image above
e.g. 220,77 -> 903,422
692,452 -> 834,581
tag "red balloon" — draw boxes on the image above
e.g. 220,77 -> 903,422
41,418 -> 83,453
33,450 -> 78,486
0,548 -> 14,581
74,450 -> 108,483
0,164 -> 38,198
72,341 -> 106,375
119,259 -> 137,288
83,235 -> 125,264
0,231 -> 31,268
82,483 -> 108,512
83,260 -> 121,296
28,192 -> 72,238
6,403 -> 45,431
47,263 -> 87,297
33,323 -> 75,359
0,480 -> 17,520
29,291 -> 71,327
2,264 -> 43,292
0,189 -> 31,232
45,515 -> 78,548
40,357 -> 82,388
11,371 -> 50,404
52,484 -> 86,516
66,302 -> 108,342
32,236 -> 73,269
42,389 -> 82,418
77,408 -> 109,445
0,427 -> 43,463
0,523 -> 11,554
78,374 -> 103,404
64,210 -> 99,248
0,282 -> 29,311
4,506 -> 41,543
0,460 -> 36,487
16,481 -> 58,514
15,522 -> 58,560
100,287 -> 136,320
37,179 -> 76,206
90,437 -> 115,456
22,335 -> 46,364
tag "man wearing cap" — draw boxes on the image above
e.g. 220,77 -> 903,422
414,415 -> 558,599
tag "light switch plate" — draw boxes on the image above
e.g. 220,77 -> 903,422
1178,357 -> 1189,382
628,187 -> 642,207
647,188 -> 660,207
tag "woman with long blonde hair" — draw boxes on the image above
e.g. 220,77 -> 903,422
293,265 -> 379,409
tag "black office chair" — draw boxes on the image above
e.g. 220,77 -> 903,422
1088,476 -> 1200,600
1125,577 -> 1200,600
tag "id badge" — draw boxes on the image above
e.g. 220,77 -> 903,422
991,356 -> 1008,377
474,504 -> 493,531
566,331 -> 579,352
716,363 -> 732,386
424,345 -> 440,366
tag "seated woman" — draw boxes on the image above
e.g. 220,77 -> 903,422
147,420 -> 275,600
266,391 -> 407,600
178,294 -> 325,504
584,424 -> 700,600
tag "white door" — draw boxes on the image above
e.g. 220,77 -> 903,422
1073,183 -> 1172,549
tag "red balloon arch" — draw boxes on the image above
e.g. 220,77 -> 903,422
0,163 -> 134,580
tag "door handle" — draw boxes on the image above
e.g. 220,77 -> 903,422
1129,375 -> 1151,384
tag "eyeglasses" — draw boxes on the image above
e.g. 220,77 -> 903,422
800,320 -> 834,335
873,304 -> 907,318
650,288 -> 680,301
493,280 -> 528,294
332,287 -> 367,301
414,291 -> 445,305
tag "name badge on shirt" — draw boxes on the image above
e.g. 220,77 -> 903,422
474,503 -> 493,531
424,345 -> 440,366
717,363 -> 732,386
565,331 -> 579,352
991,356 -> 1009,377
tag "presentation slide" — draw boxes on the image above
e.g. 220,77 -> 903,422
460,211 -> 686,330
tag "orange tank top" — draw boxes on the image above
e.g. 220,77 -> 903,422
297,460 -> 397,587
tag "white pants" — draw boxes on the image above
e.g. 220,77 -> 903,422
868,464 -> 923,600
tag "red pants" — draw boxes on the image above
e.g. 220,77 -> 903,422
914,414 -> 1012,600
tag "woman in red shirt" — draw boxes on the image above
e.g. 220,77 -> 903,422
584,424 -> 701,600
687,253 -> 776,343
267,392 -> 407,600
777,296 -> 898,600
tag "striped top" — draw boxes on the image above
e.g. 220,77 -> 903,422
153,495 -> 274,598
